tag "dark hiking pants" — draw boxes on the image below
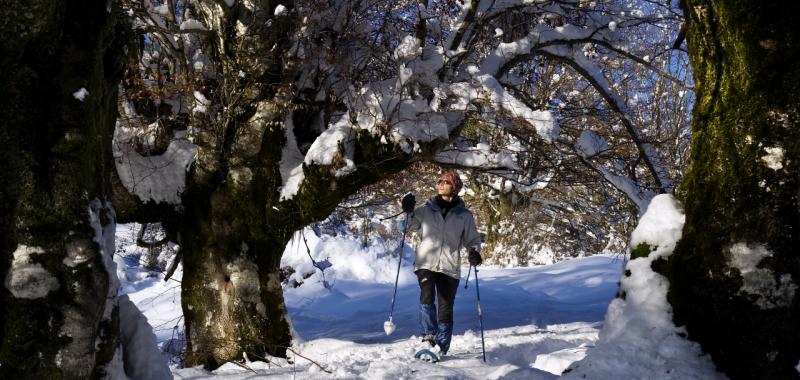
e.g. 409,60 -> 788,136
416,269 -> 459,352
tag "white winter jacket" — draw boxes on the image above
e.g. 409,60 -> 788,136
407,196 -> 481,279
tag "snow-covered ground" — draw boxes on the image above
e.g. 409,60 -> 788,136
118,225 -> 620,379
117,195 -> 727,379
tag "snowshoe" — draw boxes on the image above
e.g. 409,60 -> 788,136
414,348 -> 440,363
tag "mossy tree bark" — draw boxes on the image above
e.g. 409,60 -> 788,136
665,1 -> 800,378
177,2 -> 458,368
0,0 -> 128,378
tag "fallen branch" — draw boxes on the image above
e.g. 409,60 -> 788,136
163,251 -> 182,282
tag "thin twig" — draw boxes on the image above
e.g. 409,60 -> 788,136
300,229 -> 330,287
286,348 -> 333,374
227,360 -> 258,374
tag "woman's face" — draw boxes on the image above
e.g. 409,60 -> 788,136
437,179 -> 454,196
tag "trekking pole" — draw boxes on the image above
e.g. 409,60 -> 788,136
464,266 -> 472,289
384,212 -> 409,335
473,265 -> 487,362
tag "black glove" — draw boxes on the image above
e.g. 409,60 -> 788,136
468,247 -> 482,266
402,193 -> 416,213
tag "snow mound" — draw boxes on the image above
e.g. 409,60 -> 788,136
563,194 -> 726,380
533,346 -> 589,375
281,228 -> 415,286
120,295 -> 172,380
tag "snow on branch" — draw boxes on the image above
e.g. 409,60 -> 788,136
434,142 -> 519,170
442,1 -> 677,194
134,0 -> 683,208
303,116 -> 357,176
278,111 -> 306,200
336,39 -> 464,154
468,74 -> 559,142
113,126 -> 196,205
571,134 -> 654,214
480,22 -> 609,77
596,165 -> 654,214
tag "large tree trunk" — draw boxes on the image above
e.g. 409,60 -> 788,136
181,116 -> 415,367
174,1 -> 460,368
178,1 -> 300,367
665,2 -> 800,378
0,1 -> 128,378
180,101 -> 295,366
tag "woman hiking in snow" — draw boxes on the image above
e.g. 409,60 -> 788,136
401,171 -> 483,357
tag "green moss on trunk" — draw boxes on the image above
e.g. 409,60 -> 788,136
664,1 -> 800,378
630,243 -> 654,260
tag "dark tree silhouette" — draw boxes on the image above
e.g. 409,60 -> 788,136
0,0 -> 129,377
